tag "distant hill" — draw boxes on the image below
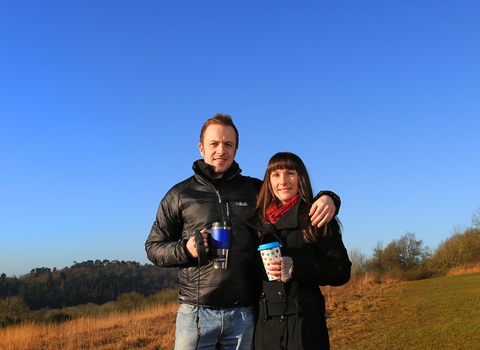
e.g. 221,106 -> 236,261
0,260 -> 179,310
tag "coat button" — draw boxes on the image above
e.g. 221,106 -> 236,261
279,315 -> 285,322
277,291 -> 284,299
260,292 -> 266,299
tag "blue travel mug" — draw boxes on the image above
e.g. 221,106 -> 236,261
211,221 -> 232,269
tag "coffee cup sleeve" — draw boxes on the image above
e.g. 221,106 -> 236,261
281,256 -> 294,282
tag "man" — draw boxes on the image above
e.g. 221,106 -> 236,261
145,114 -> 340,350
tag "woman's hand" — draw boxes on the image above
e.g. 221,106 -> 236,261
309,195 -> 336,228
266,258 -> 282,281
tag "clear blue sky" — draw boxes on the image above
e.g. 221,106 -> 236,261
1,1 -> 479,277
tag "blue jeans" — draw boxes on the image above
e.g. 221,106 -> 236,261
174,304 -> 256,350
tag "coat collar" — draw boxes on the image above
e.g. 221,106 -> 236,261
244,200 -> 304,246
193,159 -> 241,184
273,199 -> 301,230
244,199 -> 303,233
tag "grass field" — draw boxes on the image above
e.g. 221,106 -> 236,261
1,272 -> 479,349
325,272 -> 480,349
0,303 -> 178,350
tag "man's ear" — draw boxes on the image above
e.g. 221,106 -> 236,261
199,142 -> 205,157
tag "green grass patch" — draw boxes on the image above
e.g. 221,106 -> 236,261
327,272 -> 480,349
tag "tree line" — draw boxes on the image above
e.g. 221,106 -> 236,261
2,206 -> 479,327
349,206 -> 480,280
0,260 -> 179,311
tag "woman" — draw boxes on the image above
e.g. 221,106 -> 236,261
244,152 -> 351,350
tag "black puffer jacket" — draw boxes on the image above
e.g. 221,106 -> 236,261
145,160 -> 262,308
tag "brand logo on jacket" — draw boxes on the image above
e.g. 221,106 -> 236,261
235,202 -> 248,207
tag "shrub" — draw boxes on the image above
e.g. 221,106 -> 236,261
46,312 -> 72,324
146,288 -> 178,306
0,296 -> 29,324
1,316 -> 14,328
115,292 -> 145,312
400,265 -> 434,281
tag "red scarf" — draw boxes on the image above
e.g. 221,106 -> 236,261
266,195 -> 300,224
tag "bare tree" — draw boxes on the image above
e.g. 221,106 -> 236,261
368,232 -> 428,272
429,225 -> 480,273
471,205 -> 480,230
349,247 -> 368,276
394,231 -> 429,270
367,240 -> 386,273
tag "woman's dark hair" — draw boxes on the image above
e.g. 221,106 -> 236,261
254,152 -> 333,242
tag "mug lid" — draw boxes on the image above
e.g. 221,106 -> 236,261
211,221 -> 232,229
258,242 -> 281,251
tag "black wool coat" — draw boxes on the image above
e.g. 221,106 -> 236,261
244,200 -> 351,350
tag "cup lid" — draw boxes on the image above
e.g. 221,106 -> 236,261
211,221 -> 232,229
258,242 -> 282,251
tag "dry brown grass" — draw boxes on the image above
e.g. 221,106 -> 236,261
1,275 -> 388,350
321,273 -> 407,349
0,303 -> 179,350
2,266 -> 478,349
446,261 -> 480,276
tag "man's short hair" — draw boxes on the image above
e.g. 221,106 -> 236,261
200,113 -> 239,149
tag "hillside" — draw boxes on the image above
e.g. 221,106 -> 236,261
0,260 -> 179,310
325,272 -> 480,349
2,271 -> 479,349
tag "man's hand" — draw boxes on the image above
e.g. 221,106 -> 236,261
309,195 -> 336,228
186,228 -> 209,258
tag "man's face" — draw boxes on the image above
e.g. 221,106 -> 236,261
199,124 -> 237,178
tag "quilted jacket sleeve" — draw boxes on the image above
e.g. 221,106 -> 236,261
145,187 -> 193,268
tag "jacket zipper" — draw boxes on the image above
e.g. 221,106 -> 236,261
187,165 -> 237,284
216,189 -> 225,221
216,189 -> 232,223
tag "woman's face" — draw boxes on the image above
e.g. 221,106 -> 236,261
270,168 -> 299,204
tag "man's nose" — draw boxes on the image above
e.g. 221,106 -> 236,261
216,143 -> 225,154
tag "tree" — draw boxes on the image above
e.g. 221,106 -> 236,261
348,247 -> 368,276
391,232 -> 428,270
471,205 -> 480,230
367,232 -> 428,273
428,226 -> 480,273
0,273 -> 7,298
367,240 -> 386,273
0,296 -> 29,324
